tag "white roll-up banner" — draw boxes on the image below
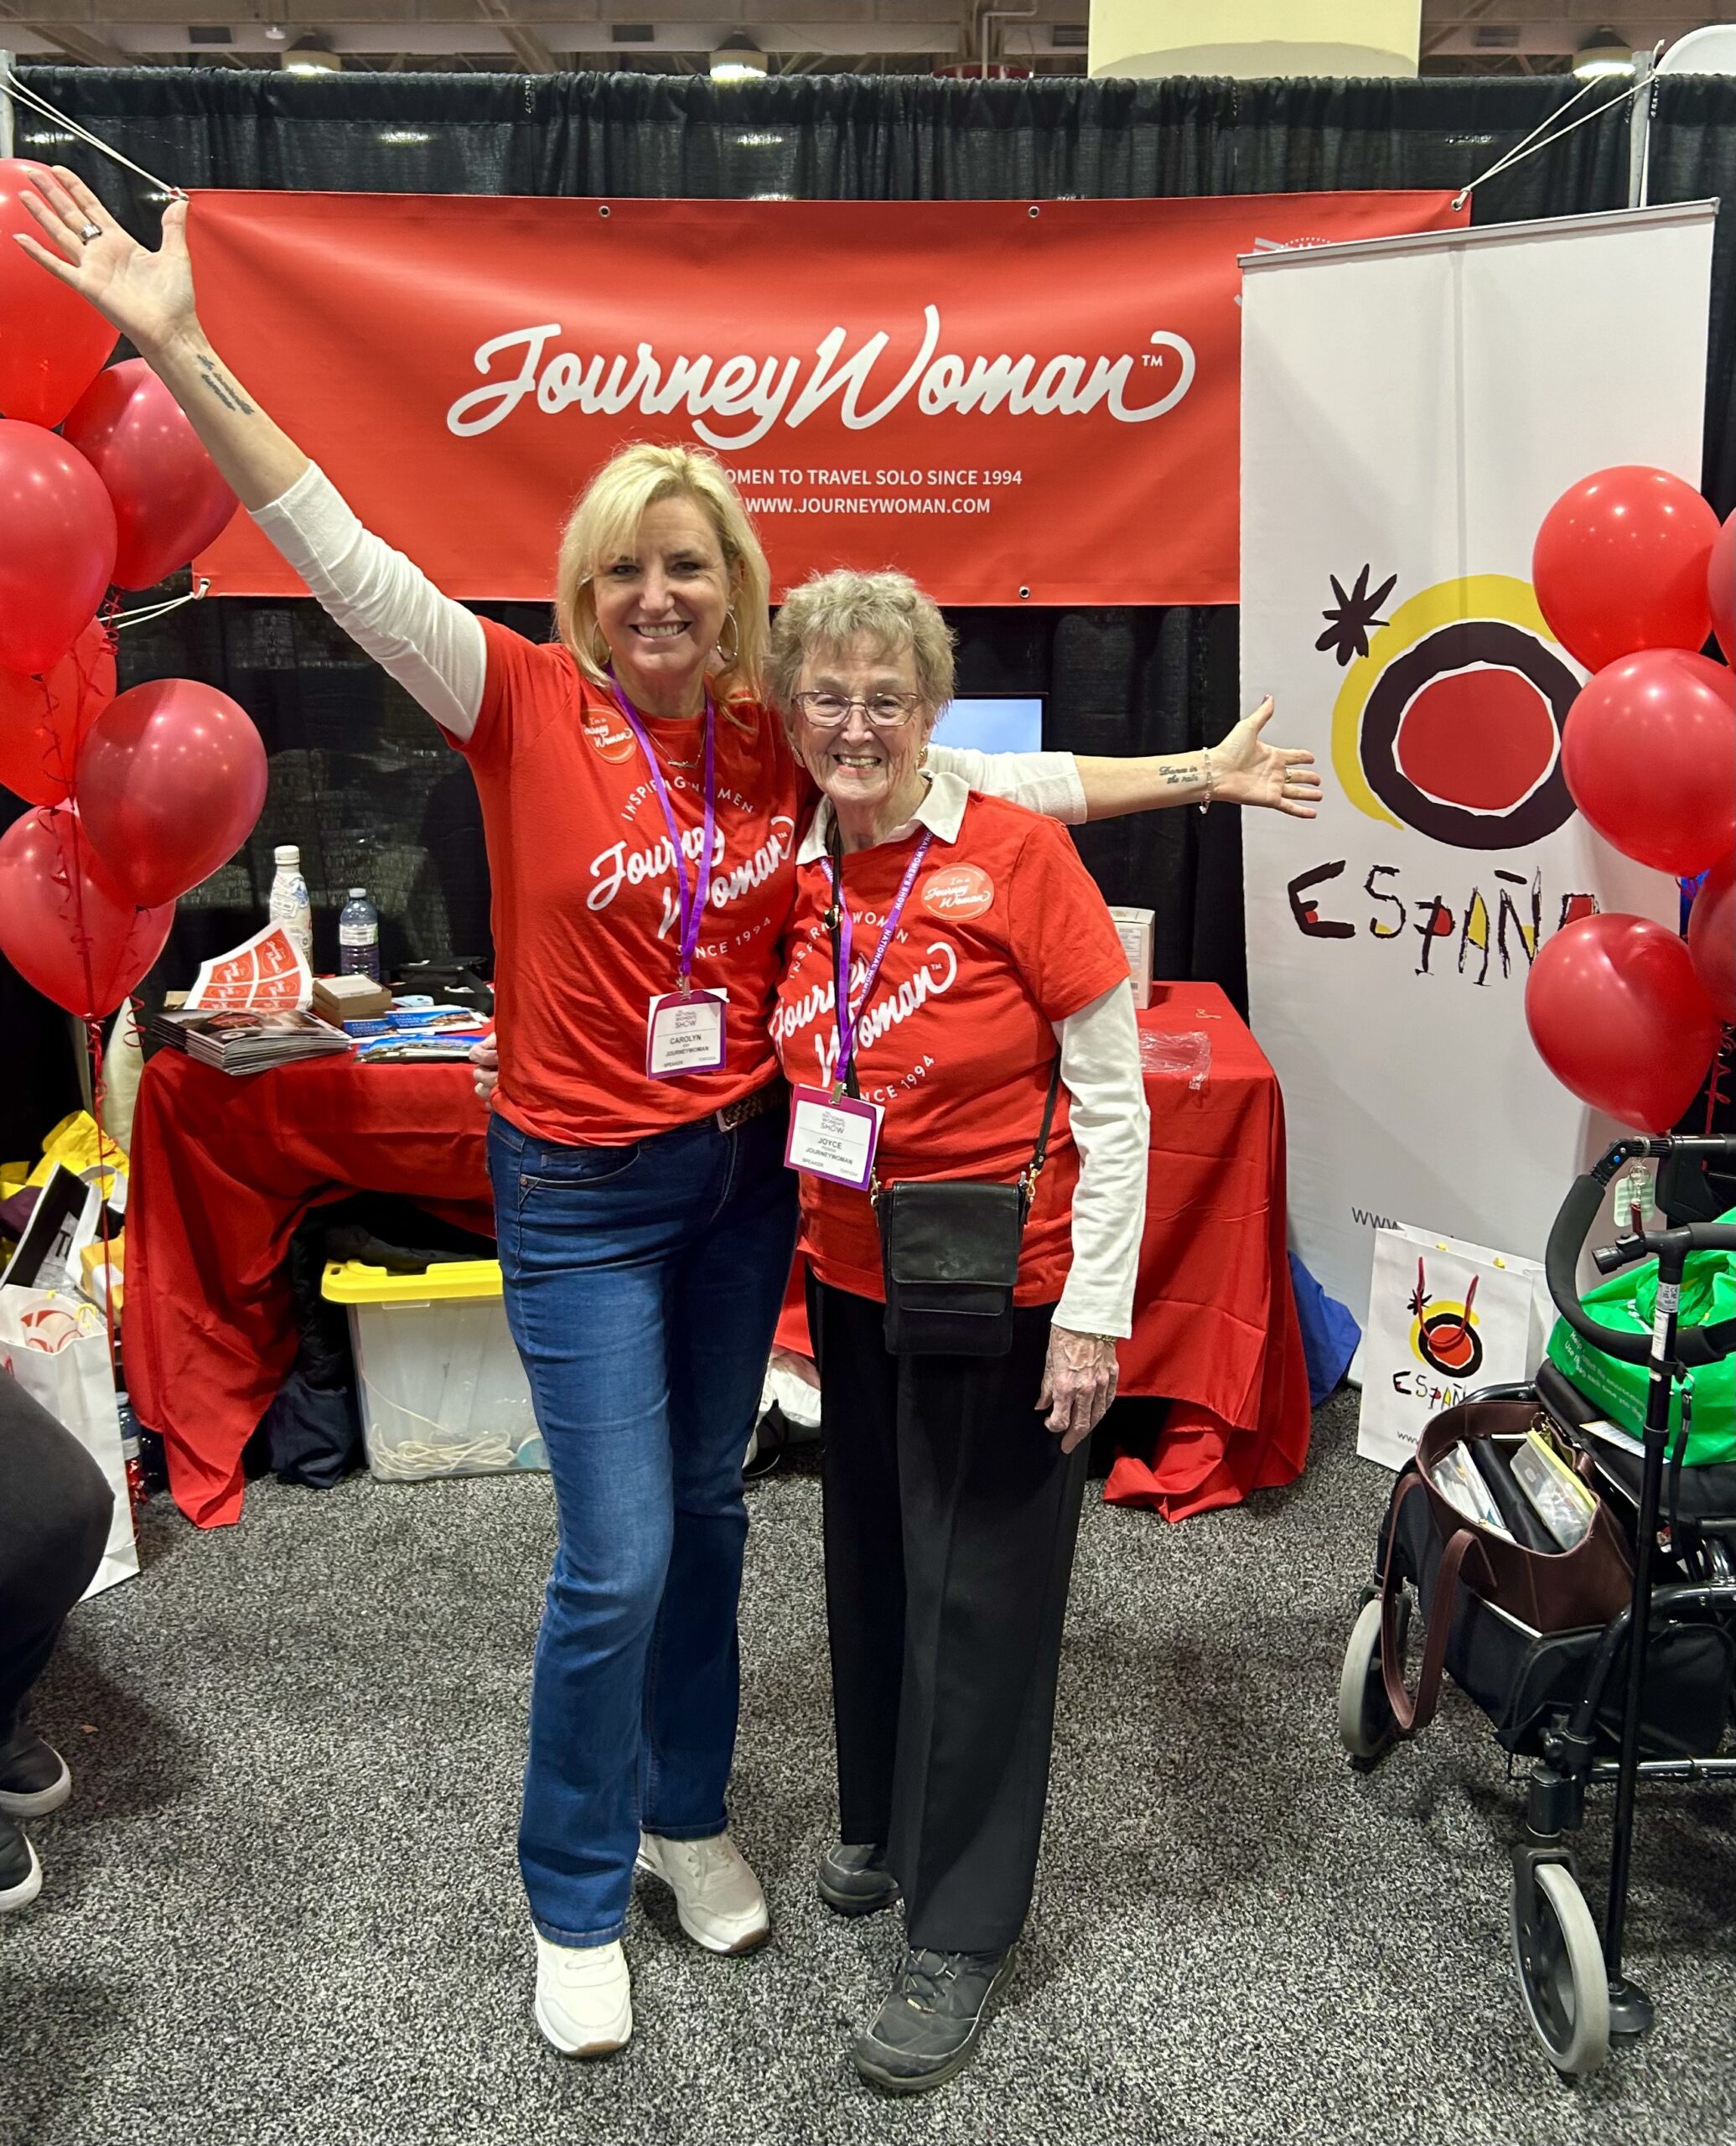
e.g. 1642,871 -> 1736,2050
1240,204 -> 1717,1328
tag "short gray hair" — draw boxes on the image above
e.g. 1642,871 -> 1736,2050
767,568 -> 956,718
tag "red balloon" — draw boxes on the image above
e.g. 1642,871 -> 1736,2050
76,678 -> 268,906
1526,913 -> 1722,1134
0,160 -> 117,428
1712,512 -> 1734,666
0,620 -> 117,806
1562,649 -> 1736,876
0,422 -> 117,674
1533,466 -> 1720,674
1688,852 -> 1736,1025
62,360 -> 238,592
0,804 -> 173,1019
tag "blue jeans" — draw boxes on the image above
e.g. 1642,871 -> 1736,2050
487,1097 -> 799,1948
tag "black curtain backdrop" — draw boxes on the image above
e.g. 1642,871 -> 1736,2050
5,70 -> 1734,1159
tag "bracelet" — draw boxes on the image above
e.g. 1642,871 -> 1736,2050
1197,744 -> 1215,816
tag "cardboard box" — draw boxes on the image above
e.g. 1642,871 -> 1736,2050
1107,905 -> 1155,1009
313,975 -> 393,1024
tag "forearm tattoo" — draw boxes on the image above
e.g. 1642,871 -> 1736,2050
196,351 -> 256,416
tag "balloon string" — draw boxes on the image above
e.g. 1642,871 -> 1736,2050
0,75 -> 184,200
113,578 -> 210,632
82,1016 -> 122,1380
60,802 -> 101,1024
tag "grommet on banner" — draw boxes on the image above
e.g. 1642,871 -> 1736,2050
1018,586 -> 1030,600
1028,205 -> 1040,219
599,204 -> 611,218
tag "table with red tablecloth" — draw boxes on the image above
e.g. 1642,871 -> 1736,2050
774,982 -> 1313,1521
127,1054 -> 494,1527
128,982 -> 1310,1528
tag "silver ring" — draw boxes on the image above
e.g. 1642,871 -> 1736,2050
78,220 -> 101,243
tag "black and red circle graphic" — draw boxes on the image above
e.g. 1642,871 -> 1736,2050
1412,1304 -> 1486,1381
1359,621 -> 1578,851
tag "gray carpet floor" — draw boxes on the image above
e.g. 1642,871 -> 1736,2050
6,1390 -> 1736,2146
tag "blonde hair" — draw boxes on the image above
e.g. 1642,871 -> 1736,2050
766,568 -> 956,725
555,443 -> 771,705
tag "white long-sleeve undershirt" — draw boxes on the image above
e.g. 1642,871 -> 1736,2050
251,465 -> 1143,1333
247,464 -> 1089,829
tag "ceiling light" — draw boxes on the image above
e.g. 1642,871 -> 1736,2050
282,34 -> 340,70
1573,27 -> 1636,80
262,18 -> 287,39
710,34 -> 767,83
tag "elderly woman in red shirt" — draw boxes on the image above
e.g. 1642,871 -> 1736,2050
767,569 -> 1150,2096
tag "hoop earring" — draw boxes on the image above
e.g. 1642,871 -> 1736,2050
716,608 -> 741,668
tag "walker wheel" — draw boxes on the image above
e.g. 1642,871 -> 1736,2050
1511,1860 -> 1611,2077
1337,1596 -> 1397,1761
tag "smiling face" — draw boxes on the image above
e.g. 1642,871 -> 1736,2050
792,632 -> 936,832
592,494 -> 735,718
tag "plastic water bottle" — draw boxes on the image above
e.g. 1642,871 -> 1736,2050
339,886 -> 381,982
268,845 -> 314,968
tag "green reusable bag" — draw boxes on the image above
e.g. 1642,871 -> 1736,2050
1545,1213 -> 1736,1464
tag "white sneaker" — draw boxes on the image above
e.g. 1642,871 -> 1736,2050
635,1830 -> 770,1955
532,1934 -> 633,2057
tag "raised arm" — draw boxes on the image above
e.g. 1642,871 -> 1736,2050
17,170 -> 304,511
16,168 -> 485,738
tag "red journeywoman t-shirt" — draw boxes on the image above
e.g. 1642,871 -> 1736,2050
770,792 -> 1130,1305
459,619 -> 802,1145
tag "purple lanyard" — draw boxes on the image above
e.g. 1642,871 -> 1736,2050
608,676 -> 716,990
832,827 -> 933,1094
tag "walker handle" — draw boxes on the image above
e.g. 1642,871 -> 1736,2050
1547,1143 -> 1736,1370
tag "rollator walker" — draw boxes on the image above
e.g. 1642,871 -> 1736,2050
1338,1133 -> 1736,2077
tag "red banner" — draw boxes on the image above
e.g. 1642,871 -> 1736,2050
189,190 -> 1465,607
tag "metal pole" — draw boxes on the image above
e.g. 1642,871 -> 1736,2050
1627,49 -> 1655,210
0,54 -> 15,163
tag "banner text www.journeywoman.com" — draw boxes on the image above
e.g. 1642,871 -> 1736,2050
745,496 -> 992,515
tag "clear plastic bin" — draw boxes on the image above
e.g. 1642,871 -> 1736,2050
320,1258 -> 544,1480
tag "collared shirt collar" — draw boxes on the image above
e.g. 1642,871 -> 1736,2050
795,767 -> 968,866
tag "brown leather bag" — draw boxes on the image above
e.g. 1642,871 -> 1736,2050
1380,1397 -> 1635,1736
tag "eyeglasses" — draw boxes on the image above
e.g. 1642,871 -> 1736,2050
793,691 -> 924,730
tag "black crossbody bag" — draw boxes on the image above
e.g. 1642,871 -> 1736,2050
826,837 -> 1061,1357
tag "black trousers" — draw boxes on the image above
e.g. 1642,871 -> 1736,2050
808,1274 -> 1090,1955
0,1374 -> 113,1744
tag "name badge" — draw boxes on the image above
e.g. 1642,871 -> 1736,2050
645,988 -> 728,1079
785,1084 -> 884,1190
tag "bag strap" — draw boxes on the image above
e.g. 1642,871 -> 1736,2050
1379,1470 -> 1490,1738
1021,1057 -> 1065,1203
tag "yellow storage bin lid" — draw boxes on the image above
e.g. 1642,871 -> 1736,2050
322,1257 -> 505,1304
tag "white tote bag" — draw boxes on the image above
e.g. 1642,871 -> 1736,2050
0,1288 -> 137,1599
1355,1224 -> 1555,1472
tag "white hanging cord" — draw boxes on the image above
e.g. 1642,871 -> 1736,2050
1452,54 -> 1663,211
0,74 -> 184,199
112,578 -> 210,631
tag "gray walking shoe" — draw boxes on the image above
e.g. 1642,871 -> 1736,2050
852,1943 -> 1018,2094
816,1841 -> 898,1916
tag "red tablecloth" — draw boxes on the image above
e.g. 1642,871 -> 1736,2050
127,1055 -> 493,1527
774,983 -> 1312,1521
129,985 -> 1310,1528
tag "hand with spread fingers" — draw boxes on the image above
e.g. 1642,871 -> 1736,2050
12,164 -> 196,360
1036,1325 -> 1120,1454
1213,696 -> 1322,818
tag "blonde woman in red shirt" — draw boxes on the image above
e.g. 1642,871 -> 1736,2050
20,172 -> 1320,2062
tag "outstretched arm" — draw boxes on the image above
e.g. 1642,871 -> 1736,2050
930,697 -> 1320,829
1075,697 -> 1320,821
